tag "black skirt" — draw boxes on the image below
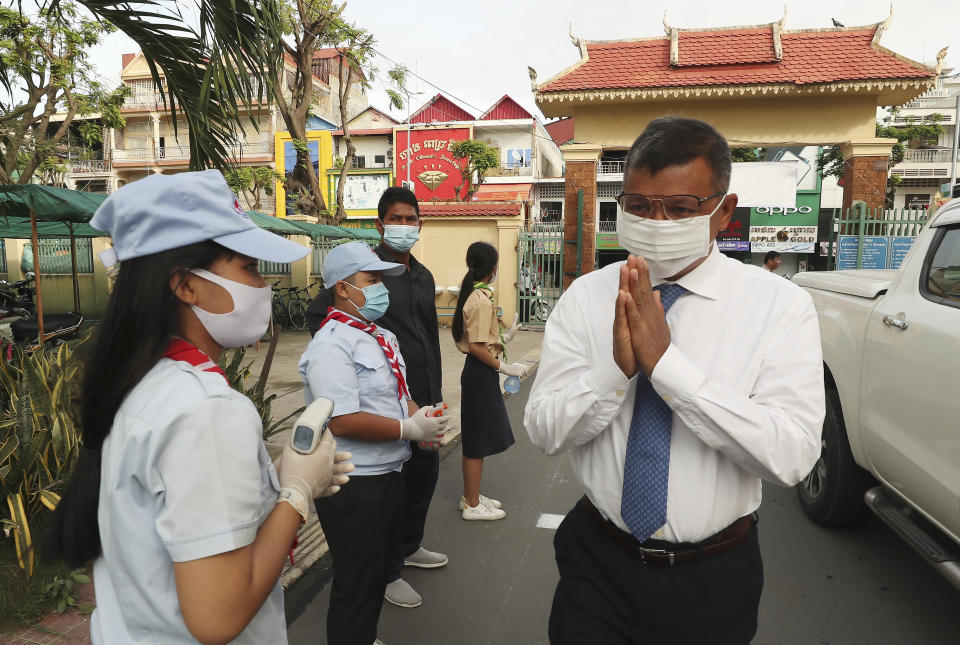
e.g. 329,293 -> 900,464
459,353 -> 515,459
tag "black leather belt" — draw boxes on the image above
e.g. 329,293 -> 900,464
580,497 -> 755,567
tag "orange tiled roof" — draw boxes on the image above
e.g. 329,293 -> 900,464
540,27 -> 931,93
419,202 -> 522,217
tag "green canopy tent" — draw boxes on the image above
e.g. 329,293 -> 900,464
0,185 -> 108,343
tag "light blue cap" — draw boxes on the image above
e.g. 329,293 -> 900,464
91,170 -> 308,264
322,241 -> 404,286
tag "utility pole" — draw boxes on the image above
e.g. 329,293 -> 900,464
951,92 -> 960,196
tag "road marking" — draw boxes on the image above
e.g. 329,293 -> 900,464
536,513 -> 566,530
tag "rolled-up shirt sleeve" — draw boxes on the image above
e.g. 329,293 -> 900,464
524,287 -> 632,456
153,397 -> 265,562
650,294 -> 825,486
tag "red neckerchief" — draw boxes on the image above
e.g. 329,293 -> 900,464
319,307 -> 410,401
163,338 -> 228,383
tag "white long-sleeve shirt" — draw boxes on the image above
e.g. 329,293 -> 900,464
524,246 -> 825,543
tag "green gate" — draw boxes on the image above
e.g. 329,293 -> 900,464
517,222 -> 564,326
827,206 -> 928,270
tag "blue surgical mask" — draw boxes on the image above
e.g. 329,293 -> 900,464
383,225 -> 420,252
345,281 -> 390,321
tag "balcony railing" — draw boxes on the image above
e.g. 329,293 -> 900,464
902,97 -> 959,110
485,164 -> 533,177
114,141 -> 272,162
67,159 -> 112,173
599,160 -> 625,174
597,220 -> 617,233
901,149 -> 956,163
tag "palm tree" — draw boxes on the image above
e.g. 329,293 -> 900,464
46,1 -> 286,171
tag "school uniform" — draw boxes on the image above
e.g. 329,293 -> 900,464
300,310 -> 412,645
93,343 -> 285,644
456,286 -> 514,458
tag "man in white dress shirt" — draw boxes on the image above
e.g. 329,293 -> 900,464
525,117 -> 825,645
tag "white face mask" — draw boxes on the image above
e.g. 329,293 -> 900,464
616,195 -> 725,280
189,268 -> 271,348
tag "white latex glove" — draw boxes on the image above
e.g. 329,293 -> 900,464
276,433 -> 354,520
498,361 -> 529,378
400,406 -> 449,442
501,313 -> 520,343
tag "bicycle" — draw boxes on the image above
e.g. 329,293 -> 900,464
270,281 -> 297,329
285,284 -> 317,331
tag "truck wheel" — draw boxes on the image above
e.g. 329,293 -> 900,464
795,388 -> 873,526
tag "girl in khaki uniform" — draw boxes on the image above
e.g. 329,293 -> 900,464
452,242 -> 528,520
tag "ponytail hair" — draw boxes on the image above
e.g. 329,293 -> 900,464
44,241 -> 230,567
452,241 -> 498,344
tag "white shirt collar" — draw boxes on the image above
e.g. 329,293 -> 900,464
654,244 -> 723,301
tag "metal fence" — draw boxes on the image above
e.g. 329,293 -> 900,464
259,259 -> 291,276
517,223 -> 564,326
27,238 -> 94,274
827,207 -> 928,270
310,237 -> 377,278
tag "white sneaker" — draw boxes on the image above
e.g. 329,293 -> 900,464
459,494 -> 502,510
384,578 -> 422,608
404,546 -> 448,569
461,500 -> 506,521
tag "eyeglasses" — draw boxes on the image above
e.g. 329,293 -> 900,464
615,192 -> 725,221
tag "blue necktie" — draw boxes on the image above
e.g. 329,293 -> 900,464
621,283 -> 688,541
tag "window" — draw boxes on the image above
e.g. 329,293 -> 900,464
540,201 -> 562,223
599,202 -> 618,222
374,155 -> 386,167
904,193 -> 931,210
351,155 -> 366,169
923,226 -> 960,307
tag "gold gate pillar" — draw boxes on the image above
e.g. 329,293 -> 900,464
840,138 -> 898,211
561,143 -> 601,288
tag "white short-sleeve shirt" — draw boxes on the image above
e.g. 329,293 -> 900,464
91,358 -> 286,644
299,316 -> 411,476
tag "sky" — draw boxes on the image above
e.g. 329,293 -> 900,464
88,0 -> 960,122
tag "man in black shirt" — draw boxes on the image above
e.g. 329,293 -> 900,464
306,187 -> 446,609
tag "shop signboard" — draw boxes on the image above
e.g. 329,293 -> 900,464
749,195 -> 820,253
837,235 -> 890,270
394,126 -> 472,201
274,130 -> 333,218
717,207 -> 750,252
596,233 -> 621,250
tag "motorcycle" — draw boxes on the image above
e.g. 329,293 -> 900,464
0,275 -> 84,356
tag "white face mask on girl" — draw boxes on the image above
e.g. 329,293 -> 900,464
616,195 -> 725,280
189,268 -> 272,348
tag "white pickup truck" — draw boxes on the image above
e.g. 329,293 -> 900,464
791,198 -> 960,590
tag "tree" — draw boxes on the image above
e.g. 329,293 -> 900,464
816,107 -> 945,188
225,166 -> 286,211
730,147 -> 767,163
0,4 -> 129,184
32,1 -> 288,172
451,140 -> 499,201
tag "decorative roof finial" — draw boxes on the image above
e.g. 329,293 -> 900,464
874,3 -> 894,42
778,5 -> 788,29
662,11 -> 672,36
527,66 -> 538,92
569,22 -> 579,48
935,46 -> 949,75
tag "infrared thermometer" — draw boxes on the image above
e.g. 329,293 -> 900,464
290,397 -> 335,454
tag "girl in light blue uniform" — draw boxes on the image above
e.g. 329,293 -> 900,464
46,171 -> 352,644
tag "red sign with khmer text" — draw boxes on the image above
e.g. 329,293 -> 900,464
394,126 -> 473,201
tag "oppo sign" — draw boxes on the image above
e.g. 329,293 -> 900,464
756,206 -> 814,214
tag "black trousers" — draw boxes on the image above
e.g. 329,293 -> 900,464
549,499 -> 764,645
385,442 -> 440,583
314,472 -> 403,645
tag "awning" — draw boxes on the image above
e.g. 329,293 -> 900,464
470,183 -> 532,202
0,184 -> 106,222
245,211 -> 381,242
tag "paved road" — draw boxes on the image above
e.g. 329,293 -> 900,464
286,377 -> 960,644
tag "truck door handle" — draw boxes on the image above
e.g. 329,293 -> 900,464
881,314 -> 909,330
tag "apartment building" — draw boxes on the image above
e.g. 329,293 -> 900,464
889,71 -> 960,209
